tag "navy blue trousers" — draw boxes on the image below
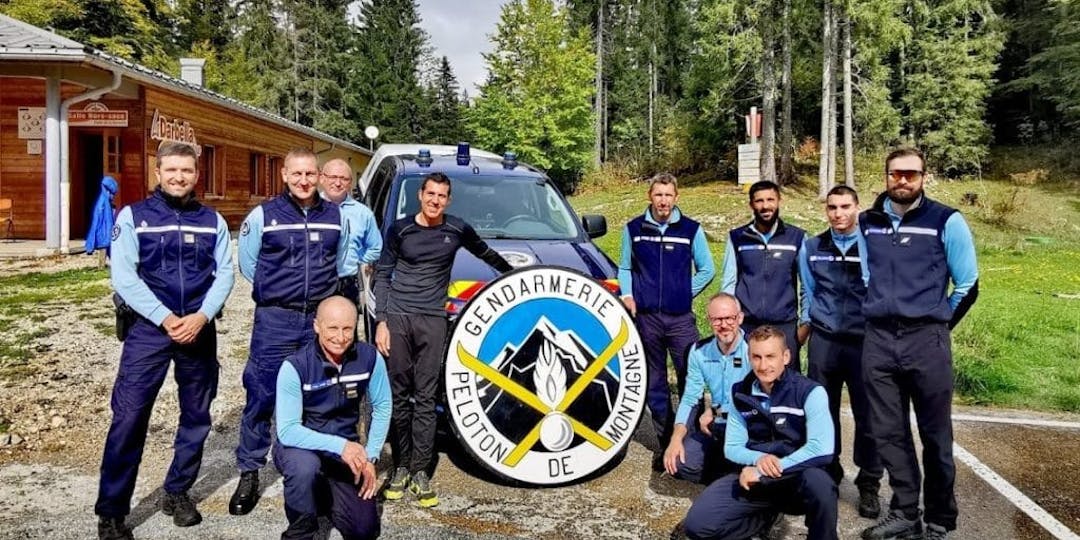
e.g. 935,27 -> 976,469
236,306 -> 315,472
95,317 -> 218,518
684,468 -> 838,540
671,418 -> 734,485
807,329 -> 883,487
274,444 -> 380,540
863,321 -> 957,530
636,311 -> 698,446
742,319 -> 800,372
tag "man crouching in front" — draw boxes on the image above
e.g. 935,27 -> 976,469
683,326 -> 837,540
274,296 -> 390,539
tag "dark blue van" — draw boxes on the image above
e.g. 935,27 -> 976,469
357,144 -> 619,337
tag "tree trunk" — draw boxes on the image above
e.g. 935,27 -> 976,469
842,10 -> 855,188
761,0 -> 777,184
827,3 -> 839,188
594,1 -> 603,168
817,0 -> 835,199
779,0 -> 795,185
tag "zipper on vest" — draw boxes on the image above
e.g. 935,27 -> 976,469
303,213 -> 311,312
176,210 -> 186,315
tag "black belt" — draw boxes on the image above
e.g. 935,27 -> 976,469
259,301 -> 320,313
867,317 -> 943,330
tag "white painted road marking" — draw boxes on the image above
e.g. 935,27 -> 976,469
953,443 -> 1080,540
952,413 -> 1080,430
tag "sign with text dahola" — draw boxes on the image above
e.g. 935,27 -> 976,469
69,102 -> 128,127
444,266 -> 646,486
150,109 -> 197,148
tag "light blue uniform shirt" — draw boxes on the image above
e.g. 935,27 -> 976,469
862,198 -> 979,309
798,229 -> 860,324
237,205 -> 350,283
724,381 -> 834,471
111,206 -> 234,325
275,353 -> 392,459
675,333 -> 751,426
336,196 -> 382,277
617,207 -> 715,298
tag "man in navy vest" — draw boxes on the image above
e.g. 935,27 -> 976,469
860,148 -> 978,540
274,296 -> 390,540
720,181 -> 806,369
320,159 -> 382,306
231,148 -> 347,515
618,173 -> 714,453
96,142 -> 234,540
799,185 -> 884,518
663,293 -> 749,484
683,326 -> 836,540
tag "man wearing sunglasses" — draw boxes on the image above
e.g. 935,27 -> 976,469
320,159 -> 382,306
231,148 -> 349,516
859,148 -> 979,540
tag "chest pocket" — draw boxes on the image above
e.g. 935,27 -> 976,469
182,229 -> 216,274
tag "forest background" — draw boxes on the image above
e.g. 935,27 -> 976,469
0,0 -> 1077,412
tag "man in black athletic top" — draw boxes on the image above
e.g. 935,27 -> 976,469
373,172 -> 512,507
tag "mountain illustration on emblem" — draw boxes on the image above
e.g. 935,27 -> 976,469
476,316 -> 620,449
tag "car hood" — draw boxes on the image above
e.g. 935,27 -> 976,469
451,239 -> 617,282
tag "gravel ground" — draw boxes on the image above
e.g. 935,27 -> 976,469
1,254 -> 1077,539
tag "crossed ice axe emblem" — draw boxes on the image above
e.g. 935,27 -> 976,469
455,320 -> 630,467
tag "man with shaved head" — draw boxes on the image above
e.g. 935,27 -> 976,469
273,295 -> 390,539
321,159 -> 382,306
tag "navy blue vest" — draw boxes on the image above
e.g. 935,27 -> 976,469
860,194 -> 955,322
285,341 -> 378,442
731,369 -> 830,468
130,189 -> 220,317
730,220 -> 805,324
805,231 -> 867,336
627,209 -> 700,314
252,193 -> 341,309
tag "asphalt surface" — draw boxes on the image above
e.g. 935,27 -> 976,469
1,407 -> 1077,539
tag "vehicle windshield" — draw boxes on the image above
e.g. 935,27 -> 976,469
395,174 -> 581,240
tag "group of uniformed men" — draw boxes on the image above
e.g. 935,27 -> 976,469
94,142 -> 977,540
623,147 -> 978,540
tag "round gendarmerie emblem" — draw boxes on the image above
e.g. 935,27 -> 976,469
445,266 -> 646,486
110,224 -> 120,242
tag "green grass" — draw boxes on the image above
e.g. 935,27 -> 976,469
0,267 -> 110,379
570,157 -> 1080,412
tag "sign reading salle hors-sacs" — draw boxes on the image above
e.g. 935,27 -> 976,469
445,266 -> 646,486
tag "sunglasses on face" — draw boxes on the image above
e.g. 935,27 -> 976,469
887,169 -> 924,182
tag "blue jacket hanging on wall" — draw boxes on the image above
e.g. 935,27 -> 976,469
86,176 -> 118,255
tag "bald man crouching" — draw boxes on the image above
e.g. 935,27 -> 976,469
273,296 -> 391,539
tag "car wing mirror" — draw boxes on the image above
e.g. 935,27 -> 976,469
582,214 -> 607,239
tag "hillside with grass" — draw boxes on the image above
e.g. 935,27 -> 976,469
570,148 -> 1080,412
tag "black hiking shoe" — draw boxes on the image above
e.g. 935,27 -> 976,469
858,484 -> 882,519
162,491 -> 202,527
861,510 -> 923,539
228,470 -> 259,515
97,517 -> 134,540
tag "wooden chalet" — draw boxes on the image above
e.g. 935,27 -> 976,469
0,13 -> 371,253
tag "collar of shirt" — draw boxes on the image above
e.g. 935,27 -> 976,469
883,195 -> 924,227
749,219 -> 779,243
644,205 -> 682,233
830,229 -> 859,254
713,330 -> 746,358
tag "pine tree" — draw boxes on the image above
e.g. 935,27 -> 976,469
903,0 -> 1005,176
468,0 -> 596,187
427,56 -> 467,145
349,0 -> 429,143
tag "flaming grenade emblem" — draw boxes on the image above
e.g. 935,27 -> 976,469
534,339 -> 574,451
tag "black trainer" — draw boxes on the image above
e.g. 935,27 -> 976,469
860,510 -> 923,540
228,470 -> 260,515
857,484 -> 882,519
97,517 -> 134,540
162,491 -> 202,527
